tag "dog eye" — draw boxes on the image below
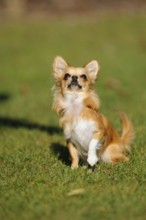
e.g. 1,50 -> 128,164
64,73 -> 71,80
80,74 -> 87,80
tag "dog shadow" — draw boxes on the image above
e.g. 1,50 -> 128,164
0,116 -> 62,135
0,93 -> 62,135
0,93 -> 10,102
50,142 -> 71,166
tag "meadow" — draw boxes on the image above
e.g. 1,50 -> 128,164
0,13 -> 146,220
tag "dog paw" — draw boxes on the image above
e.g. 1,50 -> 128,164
87,155 -> 99,167
71,164 -> 79,170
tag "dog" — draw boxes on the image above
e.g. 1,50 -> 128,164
52,56 -> 134,169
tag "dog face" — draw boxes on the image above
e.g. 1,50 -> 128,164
53,56 -> 100,94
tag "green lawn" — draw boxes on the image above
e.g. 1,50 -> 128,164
0,13 -> 146,220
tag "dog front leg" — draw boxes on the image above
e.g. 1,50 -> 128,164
87,139 -> 101,167
67,140 -> 79,169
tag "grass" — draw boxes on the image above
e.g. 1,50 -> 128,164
0,13 -> 146,220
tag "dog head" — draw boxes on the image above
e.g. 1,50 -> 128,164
53,56 -> 100,94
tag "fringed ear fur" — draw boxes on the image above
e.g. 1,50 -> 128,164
53,56 -> 68,80
85,60 -> 100,84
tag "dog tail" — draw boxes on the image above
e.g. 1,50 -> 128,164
120,112 -> 134,152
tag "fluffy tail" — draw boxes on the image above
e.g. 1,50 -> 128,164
120,112 -> 134,152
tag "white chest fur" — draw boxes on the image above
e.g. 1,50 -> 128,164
63,93 -> 98,156
64,117 -> 97,156
71,118 -> 97,154
64,93 -> 84,116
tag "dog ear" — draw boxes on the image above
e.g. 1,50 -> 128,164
53,56 -> 68,79
85,60 -> 100,83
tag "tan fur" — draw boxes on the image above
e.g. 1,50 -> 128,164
52,56 -> 134,168
120,112 -> 134,152
67,140 -> 79,169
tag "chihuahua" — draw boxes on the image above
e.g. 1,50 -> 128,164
52,56 -> 134,169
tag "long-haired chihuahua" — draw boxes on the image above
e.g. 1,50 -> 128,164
52,56 -> 134,169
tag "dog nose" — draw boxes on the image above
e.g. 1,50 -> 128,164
72,75 -> 78,81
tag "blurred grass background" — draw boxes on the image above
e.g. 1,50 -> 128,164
0,1 -> 146,220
